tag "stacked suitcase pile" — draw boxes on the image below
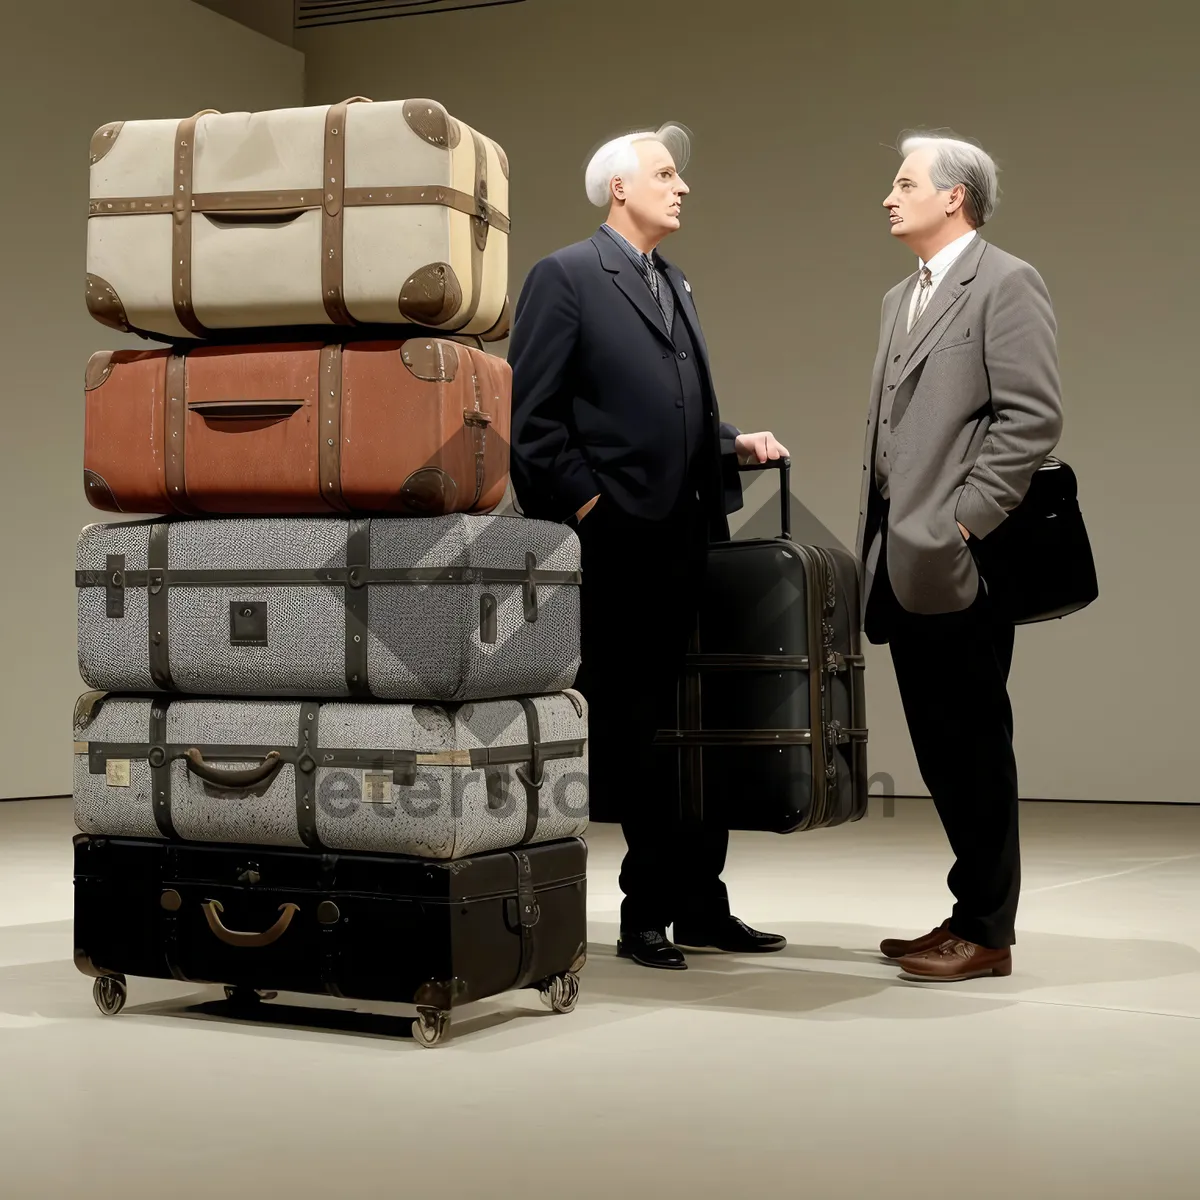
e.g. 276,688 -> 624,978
71,97 -> 589,1047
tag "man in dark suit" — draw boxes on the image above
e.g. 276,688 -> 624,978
857,131 -> 1064,981
508,124 -> 788,970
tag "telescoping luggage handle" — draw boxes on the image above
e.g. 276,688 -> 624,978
738,456 -> 790,540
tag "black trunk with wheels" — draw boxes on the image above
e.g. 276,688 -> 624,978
74,834 -> 587,1044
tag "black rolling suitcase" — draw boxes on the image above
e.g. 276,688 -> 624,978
74,833 -> 587,1047
658,459 -> 869,833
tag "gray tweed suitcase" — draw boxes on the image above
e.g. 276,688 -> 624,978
77,514 -> 580,701
72,690 -> 588,859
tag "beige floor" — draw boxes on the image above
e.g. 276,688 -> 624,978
2,797 -> 1199,1199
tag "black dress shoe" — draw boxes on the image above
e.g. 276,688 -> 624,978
673,916 -> 787,953
616,929 -> 688,970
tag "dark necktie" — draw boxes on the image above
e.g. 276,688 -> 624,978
639,252 -> 673,330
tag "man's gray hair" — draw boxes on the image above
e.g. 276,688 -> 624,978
899,131 -> 999,228
584,123 -> 692,208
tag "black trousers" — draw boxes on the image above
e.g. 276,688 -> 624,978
865,524 -> 1020,948
572,492 -> 730,933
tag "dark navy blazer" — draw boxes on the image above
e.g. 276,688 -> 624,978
507,229 -> 743,537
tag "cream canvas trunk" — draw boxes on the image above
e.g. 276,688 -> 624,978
86,98 -> 510,342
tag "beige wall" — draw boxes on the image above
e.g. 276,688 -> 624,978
0,1 -> 304,799
300,0 -> 1198,803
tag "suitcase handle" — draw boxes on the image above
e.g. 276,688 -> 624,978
737,455 -> 791,540
188,399 -> 305,420
185,749 -> 283,789
199,209 -> 308,226
201,900 -> 299,949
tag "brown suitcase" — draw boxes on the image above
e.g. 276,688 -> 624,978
82,338 -> 511,516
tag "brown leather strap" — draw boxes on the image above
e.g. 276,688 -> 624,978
187,189 -> 320,215
90,187 -> 509,232
163,353 -> 198,515
464,357 -> 489,509
90,197 -> 174,215
172,114 -> 210,338
456,129 -> 490,331
321,102 -> 354,326
342,186 -> 510,233
318,344 -> 349,512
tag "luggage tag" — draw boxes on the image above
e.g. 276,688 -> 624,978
105,759 -> 131,788
362,772 -> 393,804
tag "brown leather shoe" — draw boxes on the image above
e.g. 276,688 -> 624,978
896,933 -> 1012,981
879,920 -> 950,960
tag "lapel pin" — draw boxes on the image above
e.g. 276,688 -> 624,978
683,280 -> 692,293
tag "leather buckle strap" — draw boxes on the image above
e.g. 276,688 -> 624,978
344,519 -> 372,696
148,699 -> 176,839
516,698 -> 544,844
147,523 -> 174,690
105,555 -> 126,619
507,850 -> 540,990
295,701 -> 322,849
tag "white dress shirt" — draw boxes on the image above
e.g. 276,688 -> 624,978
907,229 -> 978,331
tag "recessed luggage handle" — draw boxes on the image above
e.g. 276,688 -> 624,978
737,456 -> 791,540
185,748 -> 283,788
201,899 -> 299,948
199,209 -> 308,226
189,399 -> 305,420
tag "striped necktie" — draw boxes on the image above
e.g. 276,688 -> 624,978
908,266 -> 933,332
640,253 -> 661,304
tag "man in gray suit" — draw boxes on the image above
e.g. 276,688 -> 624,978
856,131 -> 1063,981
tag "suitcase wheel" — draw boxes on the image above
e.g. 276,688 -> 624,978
538,971 -> 580,1015
224,986 -> 278,1007
412,1005 -> 450,1048
93,974 -> 127,1017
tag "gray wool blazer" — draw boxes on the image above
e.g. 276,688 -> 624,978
855,236 -> 1064,617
